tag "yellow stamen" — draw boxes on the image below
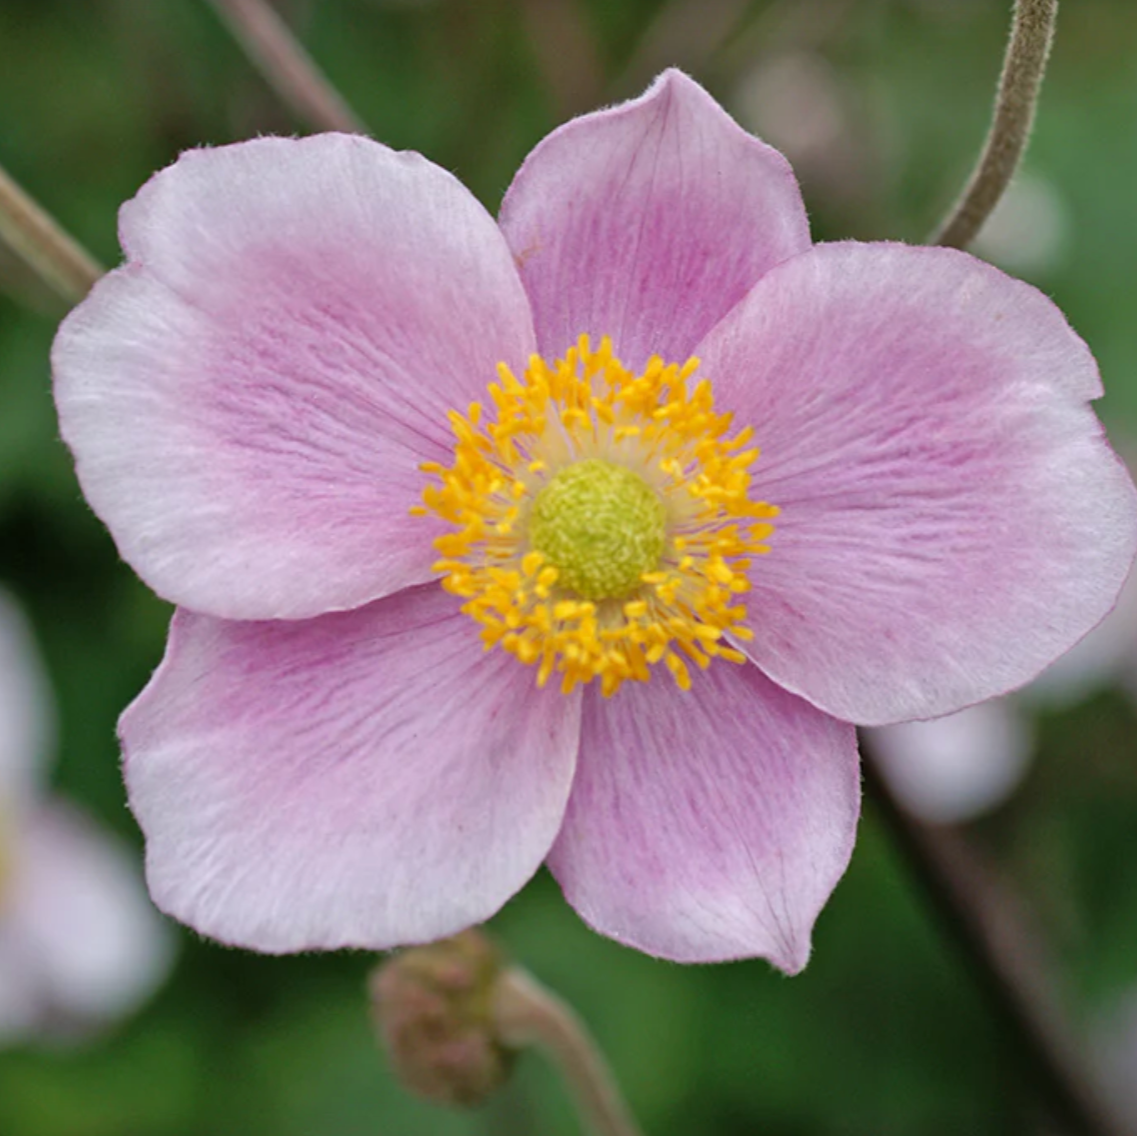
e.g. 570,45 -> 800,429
418,335 -> 778,696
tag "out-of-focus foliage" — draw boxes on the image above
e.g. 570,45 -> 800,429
3,1 -> 1137,1132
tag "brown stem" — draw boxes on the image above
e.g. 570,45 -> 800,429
932,0 -> 1058,248
206,0 -> 367,135
494,967 -> 640,1136
861,739 -> 1120,1134
0,163 -> 103,305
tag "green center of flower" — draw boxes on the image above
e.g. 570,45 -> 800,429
527,458 -> 666,601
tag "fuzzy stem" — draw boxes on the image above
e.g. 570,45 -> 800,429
494,967 -> 640,1136
931,0 -> 1058,248
911,4 -> 1117,1126
0,162 -> 102,305
206,0 -> 367,135
861,742 -> 1119,1134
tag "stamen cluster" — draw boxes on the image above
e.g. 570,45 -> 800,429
417,335 -> 778,696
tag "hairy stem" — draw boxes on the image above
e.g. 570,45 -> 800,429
861,742 -> 1119,1134
931,0 -> 1058,248
0,163 -> 102,305
910,5 -> 1117,1125
206,0 -> 367,135
494,967 -> 640,1136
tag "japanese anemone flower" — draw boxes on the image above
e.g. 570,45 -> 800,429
52,70 -> 1137,973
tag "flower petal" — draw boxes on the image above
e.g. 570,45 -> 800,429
698,241 -> 1137,724
547,661 -> 859,970
499,69 -> 810,370
120,583 -> 581,953
54,134 -> 536,620
1023,552 -> 1137,709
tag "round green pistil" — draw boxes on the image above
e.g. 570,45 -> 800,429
528,459 -> 666,601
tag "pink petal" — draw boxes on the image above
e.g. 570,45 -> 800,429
499,69 -> 810,371
1024,552 -> 1137,708
547,661 -> 859,971
53,134 -> 536,620
120,584 -> 581,953
698,241 -> 1137,725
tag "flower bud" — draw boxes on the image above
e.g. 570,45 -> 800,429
369,929 -> 515,1107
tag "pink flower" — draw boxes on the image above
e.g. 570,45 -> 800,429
52,71 -> 1137,972
0,589 -> 174,1040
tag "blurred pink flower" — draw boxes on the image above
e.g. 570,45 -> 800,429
52,71 -> 1136,971
0,590 -> 173,1042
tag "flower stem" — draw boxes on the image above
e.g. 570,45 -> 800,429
494,966 -> 641,1136
206,0 -> 367,135
860,739 -> 1119,1134
931,0 -> 1058,249
0,162 -> 103,305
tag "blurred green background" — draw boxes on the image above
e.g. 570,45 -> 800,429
4,0 -> 1137,1132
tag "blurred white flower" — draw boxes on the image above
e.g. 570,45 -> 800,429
732,50 -> 869,208
0,589 -> 174,1043
735,51 -> 846,165
972,171 -> 1068,277
869,700 -> 1032,824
